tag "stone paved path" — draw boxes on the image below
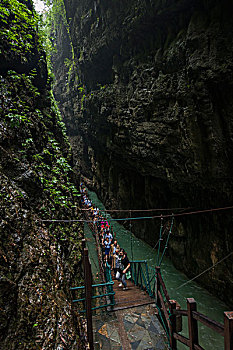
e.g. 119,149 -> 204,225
93,304 -> 169,349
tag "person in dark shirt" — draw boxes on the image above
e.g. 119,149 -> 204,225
118,250 -> 130,290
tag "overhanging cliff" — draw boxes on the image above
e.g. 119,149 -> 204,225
52,0 -> 233,306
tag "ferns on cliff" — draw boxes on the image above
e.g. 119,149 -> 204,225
0,0 -> 39,61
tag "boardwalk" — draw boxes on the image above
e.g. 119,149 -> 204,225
81,191 -> 168,348
112,273 -> 154,311
81,187 -> 233,350
92,273 -> 168,350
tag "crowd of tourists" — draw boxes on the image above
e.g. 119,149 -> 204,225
80,183 -> 131,290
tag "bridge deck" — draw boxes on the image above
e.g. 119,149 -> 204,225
112,274 -> 154,311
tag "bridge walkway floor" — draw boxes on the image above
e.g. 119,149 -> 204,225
112,274 -> 154,311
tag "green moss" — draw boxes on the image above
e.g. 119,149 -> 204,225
0,0 -> 39,61
0,0 -> 81,215
0,2 -> 84,347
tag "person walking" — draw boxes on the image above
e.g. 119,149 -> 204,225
117,250 -> 130,290
104,237 -> 111,260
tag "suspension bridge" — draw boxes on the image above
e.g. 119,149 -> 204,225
69,193 -> 233,350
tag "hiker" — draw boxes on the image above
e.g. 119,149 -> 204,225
110,240 -> 118,269
104,237 -> 111,259
103,254 -> 108,267
115,249 -> 122,281
117,249 -> 130,290
113,247 -> 121,277
105,231 -> 113,244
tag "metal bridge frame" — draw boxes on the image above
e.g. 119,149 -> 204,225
73,206 -> 233,350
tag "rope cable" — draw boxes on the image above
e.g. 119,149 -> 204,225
151,222 -> 170,251
130,209 -> 134,261
79,206 -> 192,212
38,204 -> 233,223
156,216 -> 163,266
155,304 -> 172,350
159,216 -> 174,266
176,252 -> 233,290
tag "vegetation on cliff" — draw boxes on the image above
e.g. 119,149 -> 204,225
0,0 -> 85,348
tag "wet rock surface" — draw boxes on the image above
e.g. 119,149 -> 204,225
53,1 -> 233,306
0,0 -> 85,348
93,304 -> 168,350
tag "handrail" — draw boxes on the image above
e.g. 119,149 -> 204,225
192,311 -> 224,336
71,211 -> 115,314
155,269 -> 233,350
81,208 -> 115,311
73,292 -> 115,303
78,302 -> 116,313
83,211 -> 105,282
173,333 -> 190,347
157,271 -> 170,303
130,260 -> 156,297
71,273 -> 115,312
70,281 -> 114,290
173,309 -> 188,317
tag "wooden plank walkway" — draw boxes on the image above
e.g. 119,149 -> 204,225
111,273 -> 155,311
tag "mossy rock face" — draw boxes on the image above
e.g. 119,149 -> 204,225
0,0 -> 48,90
0,1 -> 85,348
52,0 -> 233,305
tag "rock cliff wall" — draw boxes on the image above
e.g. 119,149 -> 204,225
53,0 -> 233,306
0,0 -> 85,348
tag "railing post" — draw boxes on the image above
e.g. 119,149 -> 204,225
224,311 -> 233,350
131,263 -> 135,284
82,238 -> 86,249
187,298 -> 198,350
175,301 -> 182,333
136,263 -> 139,286
145,262 -> 152,296
84,248 -> 94,350
155,266 -> 160,306
82,238 -> 86,255
169,300 -> 177,350
135,264 -> 137,285
152,269 -> 156,297
105,262 -> 114,307
139,264 -> 142,287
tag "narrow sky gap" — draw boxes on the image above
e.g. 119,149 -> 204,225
33,0 -> 46,13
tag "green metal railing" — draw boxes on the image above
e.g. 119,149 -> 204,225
70,261 -> 115,312
130,260 -> 157,298
104,261 -> 115,306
